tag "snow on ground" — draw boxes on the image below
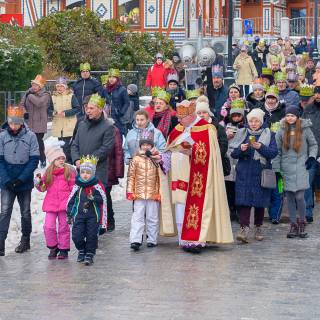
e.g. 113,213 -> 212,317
5,136 -> 127,253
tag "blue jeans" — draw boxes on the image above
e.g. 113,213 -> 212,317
0,188 -> 32,241
268,177 -> 283,221
304,161 -> 319,218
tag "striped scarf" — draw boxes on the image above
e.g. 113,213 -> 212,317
153,109 -> 172,139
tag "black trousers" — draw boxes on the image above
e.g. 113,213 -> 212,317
72,212 -> 99,254
0,189 -> 32,241
36,133 -> 45,163
58,137 -> 72,164
105,186 -> 114,223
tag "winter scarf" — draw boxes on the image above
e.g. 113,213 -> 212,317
153,109 -> 172,138
229,127 -> 271,165
264,101 -> 279,113
106,79 -> 121,93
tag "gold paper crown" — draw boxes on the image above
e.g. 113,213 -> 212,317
151,86 -> 162,97
274,72 -> 287,82
80,155 -> 99,166
156,90 -> 171,104
7,105 -> 24,119
253,77 -> 264,86
299,84 -> 314,97
100,75 -> 109,85
270,56 -> 282,64
231,99 -> 245,109
31,75 -> 46,88
176,101 -> 196,118
297,66 -> 306,76
266,85 -> 279,96
262,67 -> 273,76
80,62 -> 91,71
88,93 -> 106,109
186,89 -> 201,100
108,68 -> 120,78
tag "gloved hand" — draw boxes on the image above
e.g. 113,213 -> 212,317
126,193 -> 135,201
99,228 -> 106,235
11,179 -> 23,189
305,157 -> 317,170
67,215 -> 73,225
275,172 -> 282,180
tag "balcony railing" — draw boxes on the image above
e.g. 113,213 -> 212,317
190,17 -> 320,38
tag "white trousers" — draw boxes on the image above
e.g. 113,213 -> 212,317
130,199 -> 160,245
175,202 -> 186,245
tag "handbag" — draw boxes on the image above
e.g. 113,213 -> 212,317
261,169 -> 277,189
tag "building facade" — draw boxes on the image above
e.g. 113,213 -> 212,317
2,0 -> 313,39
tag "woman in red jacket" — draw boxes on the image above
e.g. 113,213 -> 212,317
145,53 -> 167,90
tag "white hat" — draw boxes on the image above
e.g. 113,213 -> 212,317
246,108 -> 265,124
196,101 -> 214,116
45,140 -> 65,164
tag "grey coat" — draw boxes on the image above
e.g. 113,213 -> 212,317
273,119 -> 318,192
21,88 -> 52,133
71,115 -> 115,185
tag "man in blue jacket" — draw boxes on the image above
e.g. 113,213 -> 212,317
72,62 -> 103,116
275,71 -> 300,107
0,106 -> 39,256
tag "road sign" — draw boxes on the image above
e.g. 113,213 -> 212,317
244,19 -> 253,35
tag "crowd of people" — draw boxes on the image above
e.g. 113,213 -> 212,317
1,35 -> 320,264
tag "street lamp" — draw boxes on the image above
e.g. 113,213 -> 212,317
313,0 -> 319,62
224,0 -> 235,86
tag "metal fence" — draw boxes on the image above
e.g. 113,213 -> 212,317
0,67 -> 152,124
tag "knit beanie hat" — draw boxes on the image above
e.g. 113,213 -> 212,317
56,76 -> 68,88
252,78 -> 265,91
127,84 -> 138,94
228,83 -> 241,94
79,155 -> 98,176
44,140 -> 66,164
247,108 -> 265,124
285,106 -> 300,118
196,101 -> 213,116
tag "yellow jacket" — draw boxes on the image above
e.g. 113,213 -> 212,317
127,154 -> 160,201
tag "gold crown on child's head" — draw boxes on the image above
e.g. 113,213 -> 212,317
80,155 -> 99,166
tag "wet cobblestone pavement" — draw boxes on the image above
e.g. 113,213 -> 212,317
1,201 -> 320,320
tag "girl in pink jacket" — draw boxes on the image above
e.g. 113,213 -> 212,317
34,142 -> 76,259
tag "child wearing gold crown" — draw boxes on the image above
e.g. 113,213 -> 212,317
66,155 -> 107,265
126,131 -> 161,251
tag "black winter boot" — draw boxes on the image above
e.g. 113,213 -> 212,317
15,236 -> 30,253
77,250 -> 85,263
0,240 -> 5,256
84,253 -> 94,266
57,249 -> 68,260
287,223 -> 299,238
48,247 -> 58,259
298,220 -> 308,238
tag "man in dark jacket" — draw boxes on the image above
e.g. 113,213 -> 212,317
206,65 -> 228,117
72,63 -> 103,116
251,40 -> 268,76
71,93 -> 115,230
102,68 -> 130,137
0,106 -> 39,256
127,84 -> 139,130
275,72 -> 300,107
302,86 -> 320,222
